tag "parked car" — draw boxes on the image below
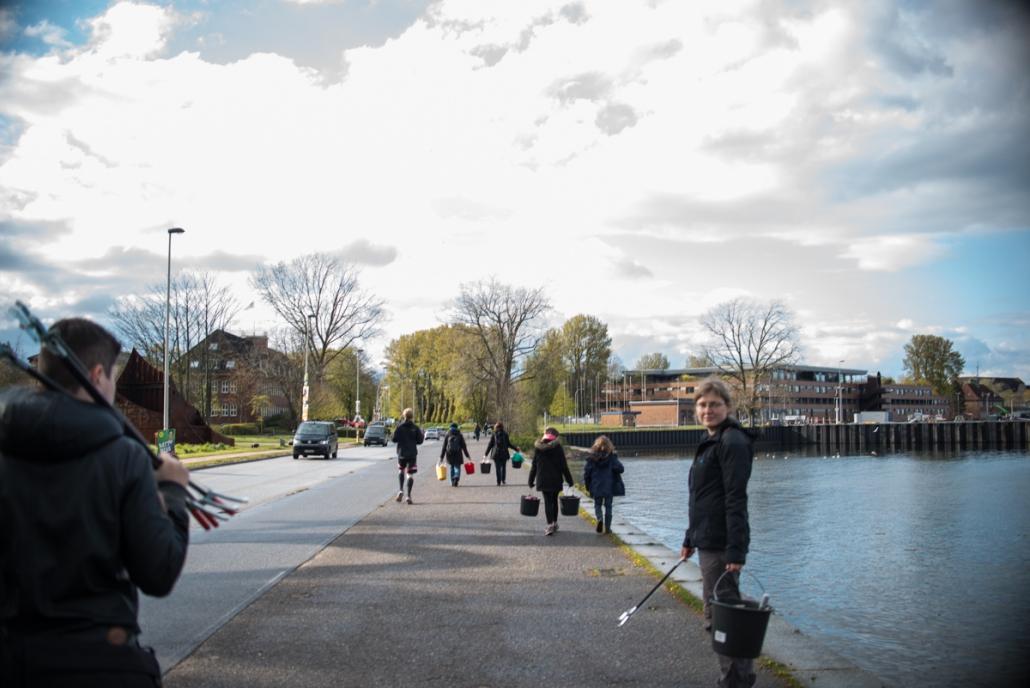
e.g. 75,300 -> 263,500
292,421 -> 339,460
424,427 -> 442,440
363,423 -> 388,447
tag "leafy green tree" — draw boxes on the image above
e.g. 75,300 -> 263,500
560,314 -> 611,417
902,335 -> 965,397
548,384 -> 575,418
635,352 -> 670,370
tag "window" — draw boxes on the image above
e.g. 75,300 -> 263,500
211,404 -> 222,417
226,359 -> 236,369
221,380 -> 230,394
190,360 -> 200,369
229,380 -> 237,393
227,403 -> 238,417
209,342 -> 219,351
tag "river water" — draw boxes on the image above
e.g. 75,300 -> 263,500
570,449 -> 1030,688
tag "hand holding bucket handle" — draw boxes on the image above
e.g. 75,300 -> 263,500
713,568 -> 768,607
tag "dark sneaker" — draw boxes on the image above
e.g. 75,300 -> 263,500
596,521 -> 604,533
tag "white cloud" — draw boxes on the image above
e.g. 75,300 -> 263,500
840,234 -> 947,271
24,20 -> 72,49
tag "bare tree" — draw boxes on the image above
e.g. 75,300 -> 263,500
251,254 -> 384,377
700,298 -> 801,423
450,278 -> 550,426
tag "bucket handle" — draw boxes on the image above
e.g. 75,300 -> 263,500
713,568 -> 766,603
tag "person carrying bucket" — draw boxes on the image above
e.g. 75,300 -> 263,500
391,407 -> 424,504
440,422 -> 470,486
484,421 -> 520,486
583,435 -> 625,534
680,377 -> 756,688
527,427 -> 574,536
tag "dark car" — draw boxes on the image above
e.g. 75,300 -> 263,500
292,421 -> 338,460
363,423 -> 388,447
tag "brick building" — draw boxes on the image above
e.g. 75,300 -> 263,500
959,377 -> 1027,419
183,330 -> 292,424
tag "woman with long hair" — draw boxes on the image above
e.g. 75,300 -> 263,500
583,435 -> 624,534
484,421 -> 520,486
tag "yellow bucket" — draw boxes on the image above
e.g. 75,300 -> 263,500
435,463 -> 447,481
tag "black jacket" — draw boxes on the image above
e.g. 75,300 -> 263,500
0,387 -> 189,634
682,418 -> 753,564
528,437 -> 574,492
583,451 -> 625,498
391,420 -> 424,459
440,429 -> 470,466
485,429 -> 518,461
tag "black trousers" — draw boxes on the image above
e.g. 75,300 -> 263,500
494,458 -> 507,484
2,630 -> 162,688
541,490 -> 559,523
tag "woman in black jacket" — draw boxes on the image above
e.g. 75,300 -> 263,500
484,421 -> 520,486
439,423 -> 470,486
583,435 -> 624,534
680,378 -> 755,688
527,427 -> 574,536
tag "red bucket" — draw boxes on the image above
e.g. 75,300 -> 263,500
463,461 -> 475,475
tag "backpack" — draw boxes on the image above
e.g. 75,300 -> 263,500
446,433 -> 464,458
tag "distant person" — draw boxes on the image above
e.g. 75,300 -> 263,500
0,318 -> 190,687
583,435 -> 625,534
484,421 -> 520,486
527,426 -> 574,536
391,407 -> 424,504
680,378 -> 755,688
473,423 -> 481,441
440,422 -> 470,486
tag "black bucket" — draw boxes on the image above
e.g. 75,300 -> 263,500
520,495 -> 540,516
511,452 -> 523,469
480,461 -> 492,474
559,494 -> 580,516
710,571 -> 772,659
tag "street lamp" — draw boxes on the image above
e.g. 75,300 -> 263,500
163,227 -> 185,432
302,313 -> 315,422
836,359 -> 845,424
355,348 -> 363,440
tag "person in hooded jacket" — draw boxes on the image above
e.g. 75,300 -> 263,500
583,435 -> 625,534
680,377 -> 756,688
439,423 -> 470,486
0,318 -> 190,688
390,407 -> 423,504
527,427 -> 574,536
484,421 -> 520,486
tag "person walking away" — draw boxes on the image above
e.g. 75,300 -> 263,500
473,423 -> 481,442
390,407 -> 423,504
680,378 -> 756,688
440,423 -> 470,486
0,318 -> 190,687
484,421 -> 520,486
527,427 -> 574,536
583,435 -> 625,534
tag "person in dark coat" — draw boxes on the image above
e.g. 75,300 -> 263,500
390,407 -> 423,504
473,423 -> 481,441
680,378 -> 756,688
440,423 -> 470,486
484,421 -> 520,486
583,435 -> 625,534
0,318 -> 190,687
527,427 -> 574,536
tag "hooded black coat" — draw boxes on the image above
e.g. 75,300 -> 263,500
583,451 -> 625,498
682,417 -> 753,564
0,387 -> 189,634
527,437 -> 574,492
391,419 -> 424,459
440,429 -> 470,466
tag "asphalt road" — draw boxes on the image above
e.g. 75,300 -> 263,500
139,444 -> 402,672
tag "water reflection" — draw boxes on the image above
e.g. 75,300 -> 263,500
571,449 -> 1030,688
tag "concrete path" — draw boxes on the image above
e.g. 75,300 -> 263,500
164,438 -> 788,688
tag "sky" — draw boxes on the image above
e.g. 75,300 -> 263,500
1,0 -> 1028,380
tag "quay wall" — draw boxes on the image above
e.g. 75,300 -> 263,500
562,421 -> 1030,454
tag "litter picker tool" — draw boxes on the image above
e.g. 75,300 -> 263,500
5,301 -> 248,530
617,557 -> 685,627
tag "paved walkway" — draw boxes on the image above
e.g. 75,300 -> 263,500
164,439 -> 788,688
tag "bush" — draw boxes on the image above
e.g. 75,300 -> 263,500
217,423 -> 261,436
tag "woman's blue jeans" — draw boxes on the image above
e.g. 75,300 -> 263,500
594,495 -> 613,528
449,464 -> 461,482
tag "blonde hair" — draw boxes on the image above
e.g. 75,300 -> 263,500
590,435 -> 614,457
402,407 -> 414,421
694,377 -> 733,407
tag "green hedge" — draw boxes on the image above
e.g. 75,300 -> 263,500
217,422 -> 261,436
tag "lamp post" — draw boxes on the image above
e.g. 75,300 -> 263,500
163,227 -> 185,431
302,313 -> 315,422
836,359 -> 845,424
355,348 -> 363,440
